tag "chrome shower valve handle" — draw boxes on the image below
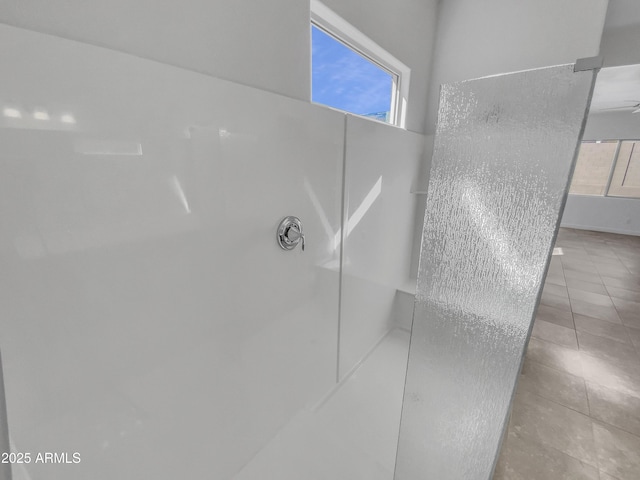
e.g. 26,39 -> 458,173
285,225 -> 305,251
277,216 -> 305,251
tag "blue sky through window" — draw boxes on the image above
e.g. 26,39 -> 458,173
311,25 -> 394,122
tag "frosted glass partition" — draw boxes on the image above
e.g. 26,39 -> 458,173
395,64 -> 597,480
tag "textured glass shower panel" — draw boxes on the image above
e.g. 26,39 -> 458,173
395,64 -> 596,480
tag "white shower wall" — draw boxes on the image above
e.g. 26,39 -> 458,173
0,24 -> 423,479
0,0 -> 312,101
339,116 -> 423,378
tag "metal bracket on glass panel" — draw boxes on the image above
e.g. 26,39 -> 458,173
574,55 -> 603,72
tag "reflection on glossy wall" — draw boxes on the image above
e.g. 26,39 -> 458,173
395,64 -> 596,480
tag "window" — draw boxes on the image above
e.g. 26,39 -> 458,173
569,141 -> 618,195
311,26 -> 395,123
569,140 -> 640,199
310,0 -> 410,127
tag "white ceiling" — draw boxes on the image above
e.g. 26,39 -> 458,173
589,0 -> 640,114
590,63 -> 640,112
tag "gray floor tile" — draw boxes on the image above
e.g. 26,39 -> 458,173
518,360 -> 588,414
550,254 -> 565,265
561,232 -> 584,242
616,252 -> 640,263
561,252 -> 591,263
593,421 -> 640,480
573,314 -> 631,345
525,338 -> 583,378
611,297 -> 640,329
606,286 -> 640,303
580,354 -> 640,399
540,291 -> 572,311
546,273 -> 567,287
602,275 -> 640,292
599,472 -> 622,480
548,262 -> 565,277
493,429 -> 598,480
598,470 -> 620,480
536,304 -> 574,329
586,382 -> 640,437
570,299 -> 622,324
613,244 -> 637,253
543,282 -> 569,298
627,327 -> 640,349
560,243 -> 589,252
585,247 -> 619,258
590,254 -> 626,267
509,392 -> 597,467
563,269 -> 602,285
620,255 -> 640,265
597,264 -> 633,278
626,265 -> 640,276
564,277 -> 609,295
557,241 -> 586,251
568,288 -> 614,307
562,260 -> 598,275
532,319 -> 577,350
576,331 -> 639,370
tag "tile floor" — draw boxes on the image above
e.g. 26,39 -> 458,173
494,228 -> 640,480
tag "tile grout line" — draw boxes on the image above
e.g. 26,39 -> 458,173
559,259 -> 579,334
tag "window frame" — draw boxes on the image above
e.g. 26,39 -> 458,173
607,139 -> 640,199
310,0 -> 411,128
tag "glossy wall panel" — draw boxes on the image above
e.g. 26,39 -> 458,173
0,24 -> 344,479
339,115 -> 423,378
395,65 -> 596,479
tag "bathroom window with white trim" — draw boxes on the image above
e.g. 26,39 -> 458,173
310,0 -> 410,127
